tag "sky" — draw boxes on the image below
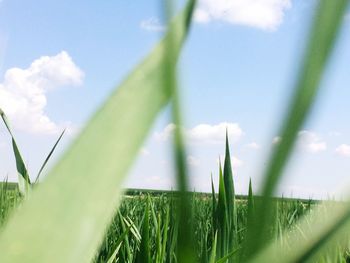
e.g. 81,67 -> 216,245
0,0 -> 350,199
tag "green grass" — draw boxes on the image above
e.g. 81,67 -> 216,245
0,0 -> 350,262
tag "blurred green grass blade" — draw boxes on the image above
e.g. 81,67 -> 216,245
0,109 -> 31,191
34,129 -> 65,184
246,0 -> 348,257
0,2 -> 194,262
162,1 -> 197,262
250,202 -> 350,263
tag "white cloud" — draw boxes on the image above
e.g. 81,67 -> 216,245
187,122 -> 244,143
329,131 -> 341,137
140,17 -> 166,32
217,155 -> 244,169
272,131 -> 327,153
246,142 -> 260,150
194,0 -> 291,31
155,122 -> 244,144
0,51 -> 84,135
187,155 -> 200,167
298,131 -> 327,153
335,144 -> 350,157
154,123 -> 176,141
231,156 -> 244,168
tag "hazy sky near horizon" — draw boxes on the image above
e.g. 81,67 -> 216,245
0,0 -> 350,199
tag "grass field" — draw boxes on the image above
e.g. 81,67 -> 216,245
1,0 -> 350,262
0,166 -> 319,263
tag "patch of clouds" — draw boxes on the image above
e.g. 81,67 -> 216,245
154,123 -> 176,141
328,131 -> 341,137
217,155 -> 244,169
154,122 -> 244,144
0,51 -> 84,135
231,156 -> 244,168
194,0 -> 291,31
298,131 -> 327,153
335,144 -> 350,157
140,17 -> 166,32
187,122 -> 244,143
272,131 -> 327,153
187,155 -> 200,167
246,142 -> 260,150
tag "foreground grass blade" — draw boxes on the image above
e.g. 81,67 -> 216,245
0,109 -> 31,192
162,1 -> 197,262
0,2 -> 195,262
245,0 -> 349,257
34,129 -> 66,184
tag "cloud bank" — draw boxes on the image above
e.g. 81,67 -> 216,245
0,51 -> 84,135
155,122 -> 244,144
140,17 -> 166,32
194,0 -> 291,31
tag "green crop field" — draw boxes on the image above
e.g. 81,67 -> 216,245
1,0 -> 350,262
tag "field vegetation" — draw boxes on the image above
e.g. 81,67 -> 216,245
0,0 -> 350,262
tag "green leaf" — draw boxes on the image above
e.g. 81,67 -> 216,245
217,162 -> 228,259
209,232 -> 218,263
223,131 -> 235,229
106,225 -> 132,263
0,109 -> 31,194
34,129 -> 66,184
163,1 -> 197,262
0,1 -> 195,262
216,248 -> 240,263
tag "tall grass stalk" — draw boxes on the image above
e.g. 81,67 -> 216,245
0,2 -> 195,262
245,0 -> 349,259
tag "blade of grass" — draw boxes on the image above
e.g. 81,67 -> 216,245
0,2 -> 195,262
106,225 -> 132,263
162,1 -> 197,262
245,0 -> 349,257
209,232 -> 218,263
216,248 -> 240,263
217,163 -> 228,259
34,129 -> 65,184
0,109 -> 31,192
136,197 -> 151,263
118,212 -> 132,262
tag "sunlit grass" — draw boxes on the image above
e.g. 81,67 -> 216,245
0,0 -> 350,262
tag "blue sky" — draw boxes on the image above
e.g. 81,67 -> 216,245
0,0 -> 350,198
